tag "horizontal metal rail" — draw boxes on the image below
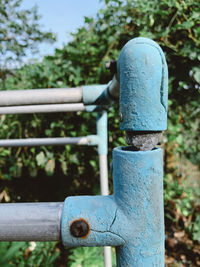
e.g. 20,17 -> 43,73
0,202 -> 63,241
0,88 -> 82,106
0,135 -> 99,147
0,103 -> 85,114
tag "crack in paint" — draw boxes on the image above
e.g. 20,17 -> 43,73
89,208 -> 126,245
90,228 -> 126,245
109,208 -> 118,231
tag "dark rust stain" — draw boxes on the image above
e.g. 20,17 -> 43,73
70,218 -> 90,238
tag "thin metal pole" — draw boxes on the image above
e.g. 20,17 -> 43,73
0,103 -> 85,114
0,136 -> 99,147
97,111 -> 112,267
0,88 -> 82,106
0,202 -> 63,241
99,154 -> 112,267
99,154 -> 109,196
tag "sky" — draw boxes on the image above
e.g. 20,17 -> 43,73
21,0 -> 104,59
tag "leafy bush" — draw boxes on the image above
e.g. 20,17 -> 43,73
0,242 -> 59,267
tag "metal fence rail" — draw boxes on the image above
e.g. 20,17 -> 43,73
0,136 -> 99,147
0,202 -> 63,241
0,87 -> 82,106
0,37 -> 168,267
0,103 -> 86,114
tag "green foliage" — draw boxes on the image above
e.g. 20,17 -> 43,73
69,247 -> 104,267
69,247 -> 116,267
0,242 -> 59,266
0,242 -> 25,267
0,0 -> 55,84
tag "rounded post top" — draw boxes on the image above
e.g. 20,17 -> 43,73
117,37 -> 168,132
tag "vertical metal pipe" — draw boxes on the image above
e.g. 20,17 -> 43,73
103,246 -> 112,267
99,155 -> 112,267
97,111 -> 109,196
99,154 -> 109,196
97,111 -> 112,267
113,147 -> 164,266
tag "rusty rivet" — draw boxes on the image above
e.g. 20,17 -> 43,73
70,219 -> 89,238
119,112 -> 123,122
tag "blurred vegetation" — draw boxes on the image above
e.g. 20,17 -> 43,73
0,0 -> 200,266
0,0 -> 55,85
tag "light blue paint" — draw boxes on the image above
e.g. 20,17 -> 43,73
82,85 -> 107,105
117,37 -> 168,131
85,105 -> 103,112
86,135 -> 100,146
113,147 -> 164,267
61,195 -> 125,247
61,148 -> 164,266
82,85 -> 114,106
61,37 -> 168,266
96,111 -> 107,155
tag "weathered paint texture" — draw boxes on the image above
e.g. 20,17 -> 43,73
117,37 -> 168,131
113,147 -> 164,267
61,195 -> 125,247
61,37 -> 167,266
61,148 -> 164,267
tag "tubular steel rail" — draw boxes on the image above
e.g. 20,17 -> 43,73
0,37 -> 168,267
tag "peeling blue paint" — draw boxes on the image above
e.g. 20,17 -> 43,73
117,37 -> 168,131
61,37 -> 168,267
61,148 -> 164,266
112,147 -> 164,267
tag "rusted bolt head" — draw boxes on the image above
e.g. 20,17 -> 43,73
70,219 -> 89,238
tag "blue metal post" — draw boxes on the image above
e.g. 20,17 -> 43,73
113,147 -> 164,266
61,37 -> 168,266
117,37 -> 168,131
61,148 -> 164,266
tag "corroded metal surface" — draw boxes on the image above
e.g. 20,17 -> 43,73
61,37 -> 167,267
112,147 -> 164,267
61,195 -> 125,247
125,131 -> 162,151
117,37 -> 168,131
61,148 -> 164,266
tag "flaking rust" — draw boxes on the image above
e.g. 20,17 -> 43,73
125,131 -> 162,151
